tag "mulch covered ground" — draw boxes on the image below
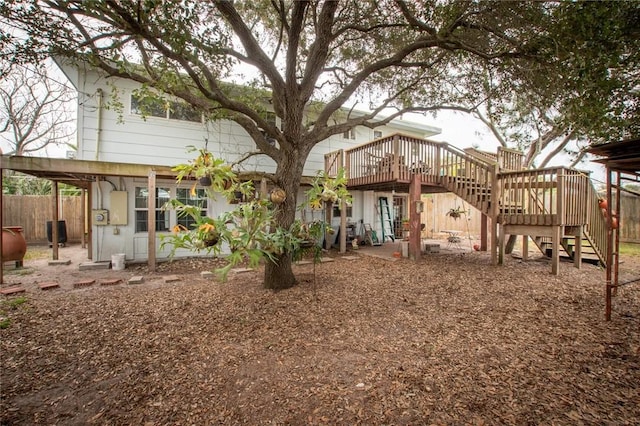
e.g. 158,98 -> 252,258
1,250 -> 639,425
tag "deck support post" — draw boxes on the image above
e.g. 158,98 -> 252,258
490,164 -> 500,265
480,213 -> 488,251
87,182 -> 93,260
409,173 -> 421,261
340,201 -> 347,253
522,235 -> 529,261
498,224 -> 505,265
52,180 -> 59,261
551,225 -> 561,275
573,226 -> 582,269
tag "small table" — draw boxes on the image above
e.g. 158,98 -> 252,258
441,230 -> 463,249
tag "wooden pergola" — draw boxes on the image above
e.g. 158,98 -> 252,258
0,155 -> 179,284
587,138 -> 640,320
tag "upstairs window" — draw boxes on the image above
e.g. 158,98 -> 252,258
374,130 -> 383,139
131,94 -> 202,123
343,128 -> 356,140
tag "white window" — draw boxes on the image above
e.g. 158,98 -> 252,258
176,188 -> 208,229
131,94 -> 202,123
134,187 -> 171,232
374,130 -> 383,139
343,128 -> 356,140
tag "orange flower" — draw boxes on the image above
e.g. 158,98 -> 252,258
172,224 -> 187,234
198,223 -> 215,233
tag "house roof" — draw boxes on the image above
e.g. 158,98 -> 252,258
587,138 -> 640,177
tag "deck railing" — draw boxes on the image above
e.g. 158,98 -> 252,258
497,147 -> 525,171
344,134 -> 443,186
324,149 -> 344,178
497,167 -> 591,227
584,179 -> 607,262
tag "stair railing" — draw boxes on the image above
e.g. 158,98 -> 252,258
324,149 -> 344,178
584,178 -> 607,264
438,144 -> 494,213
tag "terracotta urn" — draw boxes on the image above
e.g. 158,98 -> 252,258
2,226 -> 27,264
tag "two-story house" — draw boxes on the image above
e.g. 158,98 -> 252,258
1,59 -> 441,266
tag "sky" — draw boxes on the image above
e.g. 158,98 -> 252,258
426,110 -> 607,184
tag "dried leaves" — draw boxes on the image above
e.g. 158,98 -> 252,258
1,251 -> 638,424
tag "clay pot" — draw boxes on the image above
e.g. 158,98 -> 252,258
2,226 -> 27,263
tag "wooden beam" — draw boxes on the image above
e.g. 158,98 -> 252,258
148,171 -> 156,272
87,183 -> 93,260
409,174 -> 421,260
522,235 -> 529,261
0,155 -> 176,180
81,188 -> 86,248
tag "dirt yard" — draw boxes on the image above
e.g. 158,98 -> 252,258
1,247 -> 639,425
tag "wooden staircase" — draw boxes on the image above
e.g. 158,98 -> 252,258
325,134 -> 608,268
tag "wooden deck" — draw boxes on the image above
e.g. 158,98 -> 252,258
325,134 -> 608,270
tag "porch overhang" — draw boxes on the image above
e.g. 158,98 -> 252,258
587,138 -> 640,177
0,155 -> 178,188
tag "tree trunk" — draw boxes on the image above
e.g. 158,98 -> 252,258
263,147 -> 305,290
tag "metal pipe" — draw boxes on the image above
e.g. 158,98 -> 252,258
94,88 -> 103,161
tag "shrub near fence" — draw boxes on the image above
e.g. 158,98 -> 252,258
2,195 -> 84,244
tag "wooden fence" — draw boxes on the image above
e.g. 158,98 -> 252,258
423,191 -> 639,243
3,191 -> 638,244
2,195 -> 85,244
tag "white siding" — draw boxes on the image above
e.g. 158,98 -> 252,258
70,66 -> 438,177
60,63 -> 441,261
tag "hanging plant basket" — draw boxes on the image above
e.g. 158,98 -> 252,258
199,175 -> 212,187
446,207 -> 465,220
204,233 -> 219,247
270,188 -> 286,204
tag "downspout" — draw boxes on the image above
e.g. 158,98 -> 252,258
94,88 -> 103,161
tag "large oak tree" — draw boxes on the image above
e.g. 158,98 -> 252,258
2,1 -> 630,289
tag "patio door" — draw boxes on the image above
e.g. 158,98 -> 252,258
392,195 -> 407,239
